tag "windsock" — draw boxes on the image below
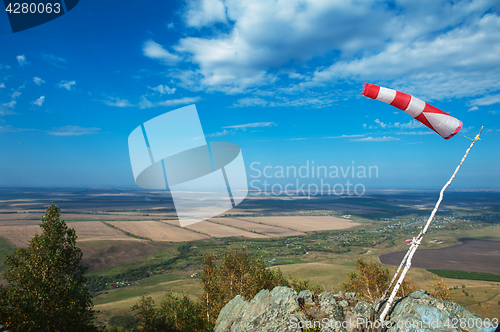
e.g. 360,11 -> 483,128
362,83 -> 462,139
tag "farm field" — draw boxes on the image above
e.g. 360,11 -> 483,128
1,189 -> 500,324
237,215 -> 361,232
67,221 -> 141,243
214,218 -> 305,237
105,220 -> 209,242
0,224 -> 42,247
183,220 -> 269,238
380,238 -> 500,275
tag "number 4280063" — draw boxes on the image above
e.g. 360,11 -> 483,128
6,2 -> 61,14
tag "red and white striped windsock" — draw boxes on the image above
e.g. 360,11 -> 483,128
361,83 -> 462,139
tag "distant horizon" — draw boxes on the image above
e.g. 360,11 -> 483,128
1,186 -> 499,193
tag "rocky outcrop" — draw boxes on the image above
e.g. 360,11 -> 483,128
214,287 -> 497,332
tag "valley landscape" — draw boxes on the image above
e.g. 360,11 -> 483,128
0,188 -> 499,326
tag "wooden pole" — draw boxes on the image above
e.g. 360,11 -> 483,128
379,126 -> 483,322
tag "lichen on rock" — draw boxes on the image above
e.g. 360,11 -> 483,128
214,287 -> 496,332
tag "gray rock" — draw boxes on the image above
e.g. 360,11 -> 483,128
387,289 -> 496,332
297,289 -> 315,306
214,286 -> 308,332
214,287 -> 495,332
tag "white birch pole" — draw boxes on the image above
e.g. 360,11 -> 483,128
379,127 -> 483,322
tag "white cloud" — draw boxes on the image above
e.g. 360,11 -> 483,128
223,122 -> 276,130
375,119 -> 387,128
0,125 -> 16,132
232,97 -> 269,107
206,129 -> 232,137
172,0 -> 393,92
323,134 -> 365,139
371,119 -> 425,130
468,106 -> 479,112
351,136 -> 400,142
147,0 -> 500,100
396,131 -> 433,135
0,101 -> 16,115
42,54 -> 67,69
471,94 -> 500,106
0,83 -> 5,88
139,96 -> 201,108
33,77 -> 45,85
149,84 -> 176,95
139,97 -> 155,109
48,126 -> 101,136
16,55 -> 28,66
32,96 -> 45,107
394,120 -> 425,129
138,97 -> 155,109
207,123 -> 277,137
143,40 -> 180,64
184,0 -> 227,28
11,91 -> 21,99
158,96 -> 200,107
102,97 -> 133,107
311,12 -> 500,99
58,80 -> 76,90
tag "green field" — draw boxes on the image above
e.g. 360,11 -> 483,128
429,269 -> 500,282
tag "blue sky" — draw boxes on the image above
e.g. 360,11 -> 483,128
0,0 -> 499,190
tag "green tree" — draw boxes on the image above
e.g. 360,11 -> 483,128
427,275 -> 453,301
0,203 -> 97,331
200,248 -> 288,327
342,257 -> 417,303
132,292 -> 209,332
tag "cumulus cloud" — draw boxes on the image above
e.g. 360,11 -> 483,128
184,0 -> 227,28
149,84 -> 176,95
143,40 -> 180,64
58,80 -> 76,90
11,91 -> 21,99
16,55 -> 28,66
172,0 -> 394,92
311,11 -> 500,99
48,126 -> 101,136
351,136 -> 400,142
32,96 -> 45,107
0,83 -> 5,88
33,77 -> 45,85
140,0 -> 499,100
